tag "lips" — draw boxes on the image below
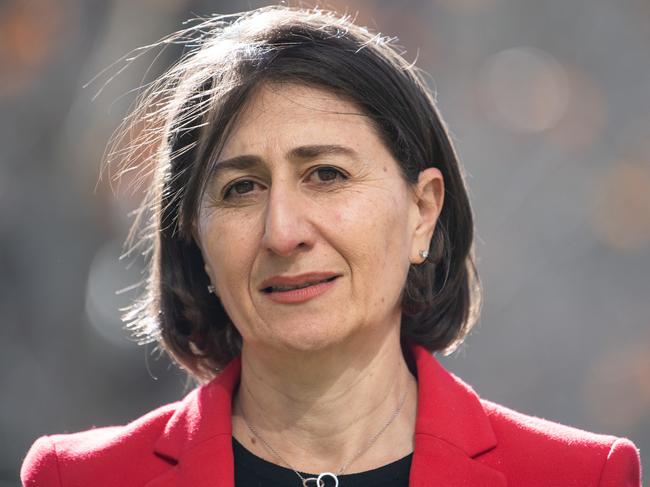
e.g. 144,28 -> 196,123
259,272 -> 340,293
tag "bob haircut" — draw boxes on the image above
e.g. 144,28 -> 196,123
114,5 -> 481,381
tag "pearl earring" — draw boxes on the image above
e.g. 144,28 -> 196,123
419,250 -> 429,259
207,285 -> 215,294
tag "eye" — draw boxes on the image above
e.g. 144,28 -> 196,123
223,179 -> 262,199
308,166 -> 347,184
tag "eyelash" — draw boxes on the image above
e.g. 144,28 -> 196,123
222,166 -> 348,200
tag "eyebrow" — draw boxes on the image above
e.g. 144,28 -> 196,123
210,144 -> 360,178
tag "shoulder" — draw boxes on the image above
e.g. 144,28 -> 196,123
479,398 -> 642,486
21,358 -> 241,487
21,402 -> 179,487
412,347 -> 642,485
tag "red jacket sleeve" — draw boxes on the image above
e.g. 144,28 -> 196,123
598,437 -> 642,487
21,436 -> 62,487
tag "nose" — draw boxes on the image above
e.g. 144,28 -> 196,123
261,184 -> 315,257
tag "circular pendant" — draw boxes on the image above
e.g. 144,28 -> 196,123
317,472 -> 339,487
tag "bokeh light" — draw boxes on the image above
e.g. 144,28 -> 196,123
590,160 -> 650,252
547,66 -> 608,152
476,46 -> 570,133
582,331 -> 650,430
0,0 -> 76,98
85,238 -> 143,348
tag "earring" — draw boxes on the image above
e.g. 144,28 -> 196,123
419,249 -> 429,260
207,284 -> 215,294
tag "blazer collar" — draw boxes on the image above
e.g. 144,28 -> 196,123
148,346 -> 505,486
409,345 -> 505,485
153,356 -> 241,462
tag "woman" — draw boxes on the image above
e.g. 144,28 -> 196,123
22,6 -> 641,486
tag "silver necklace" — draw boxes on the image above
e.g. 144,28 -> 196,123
239,383 -> 408,487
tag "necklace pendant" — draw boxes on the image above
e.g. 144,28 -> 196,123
302,472 -> 339,487
317,472 -> 339,487
302,477 -> 323,487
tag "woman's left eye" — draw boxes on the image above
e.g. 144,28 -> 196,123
307,166 -> 347,184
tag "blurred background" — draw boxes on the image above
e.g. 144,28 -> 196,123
1,0 -> 649,484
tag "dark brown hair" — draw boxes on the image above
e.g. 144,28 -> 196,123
113,6 -> 481,381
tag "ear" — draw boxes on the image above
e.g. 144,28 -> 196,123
409,167 -> 444,264
199,254 -> 219,297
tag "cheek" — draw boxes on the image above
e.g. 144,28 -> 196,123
199,216 -> 259,291
342,189 -> 410,248
331,188 -> 412,285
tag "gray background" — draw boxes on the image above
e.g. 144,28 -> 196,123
1,0 -> 648,484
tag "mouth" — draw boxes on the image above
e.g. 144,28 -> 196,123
261,275 -> 339,294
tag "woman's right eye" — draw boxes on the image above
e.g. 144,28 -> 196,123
223,179 -> 260,199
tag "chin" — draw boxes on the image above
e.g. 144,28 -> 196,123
271,321 -> 351,354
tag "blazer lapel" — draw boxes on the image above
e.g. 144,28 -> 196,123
145,357 -> 242,487
410,435 -> 506,486
409,345 -> 506,486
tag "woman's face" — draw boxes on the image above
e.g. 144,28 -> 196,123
197,83 -> 442,353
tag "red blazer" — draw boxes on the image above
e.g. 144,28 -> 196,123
22,346 -> 641,486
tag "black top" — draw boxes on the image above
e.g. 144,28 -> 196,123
233,437 -> 412,486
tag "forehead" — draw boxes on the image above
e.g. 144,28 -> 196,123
219,83 -> 382,159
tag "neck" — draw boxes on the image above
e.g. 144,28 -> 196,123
231,325 -> 417,475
